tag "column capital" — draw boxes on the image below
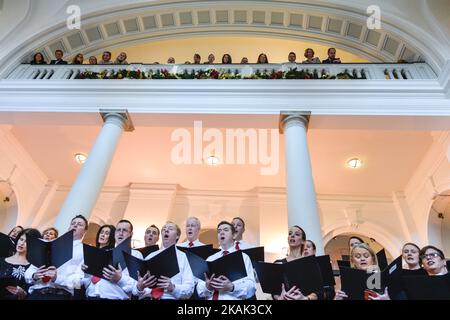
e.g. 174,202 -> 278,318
100,109 -> 135,132
279,111 -> 311,134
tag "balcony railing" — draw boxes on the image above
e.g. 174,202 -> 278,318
5,62 -> 436,80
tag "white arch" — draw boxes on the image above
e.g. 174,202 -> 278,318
322,222 -> 403,258
0,1 -> 442,76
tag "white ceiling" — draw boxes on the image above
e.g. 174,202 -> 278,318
10,116 -> 433,196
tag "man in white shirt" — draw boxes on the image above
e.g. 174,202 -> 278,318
178,217 -> 205,248
82,219 -> 143,300
25,215 -> 87,300
144,224 -> 160,247
232,217 -> 254,250
134,221 -> 194,300
197,221 -> 256,300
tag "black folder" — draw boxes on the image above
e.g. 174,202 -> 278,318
135,245 -> 159,259
316,255 -> 336,286
177,244 -> 220,260
241,247 -> 265,265
337,260 -> 351,268
83,237 -> 132,278
0,232 -> 15,257
0,277 -> 18,289
124,245 -> 180,281
376,249 -> 388,270
255,255 -> 324,295
339,266 -> 388,300
206,250 -> 247,282
26,230 -> 73,268
402,274 -> 450,300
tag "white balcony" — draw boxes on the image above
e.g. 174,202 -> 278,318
4,62 -> 437,81
0,62 -> 449,117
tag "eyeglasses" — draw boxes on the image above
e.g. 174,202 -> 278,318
420,253 -> 441,259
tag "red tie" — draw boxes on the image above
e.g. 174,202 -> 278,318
235,241 -> 240,251
212,250 -> 229,300
151,287 -> 164,300
188,242 -> 194,248
91,276 -> 101,285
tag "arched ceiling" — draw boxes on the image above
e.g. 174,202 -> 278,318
32,1 -> 422,64
3,0 -> 448,76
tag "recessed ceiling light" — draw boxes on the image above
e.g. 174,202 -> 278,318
346,158 -> 362,169
74,153 -> 87,164
206,155 -> 219,166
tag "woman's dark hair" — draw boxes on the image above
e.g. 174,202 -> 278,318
16,228 -> 42,259
8,226 -> 24,239
257,53 -> 268,64
222,54 -> 232,64
292,225 -> 306,241
304,48 -> 315,58
32,52 -> 46,64
348,236 -> 364,247
419,245 -> 445,260
95,225 -> 116,249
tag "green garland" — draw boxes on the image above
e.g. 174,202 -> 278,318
75,68 -> 365,80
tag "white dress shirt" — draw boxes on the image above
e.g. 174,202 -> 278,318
82,249 -> 142,300
25,240 -> 84,295
133,246 -> 195,300
178,239 -> 205,247
196,245 -> 256,300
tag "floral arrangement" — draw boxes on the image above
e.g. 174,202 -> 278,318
75,68 -> 363,80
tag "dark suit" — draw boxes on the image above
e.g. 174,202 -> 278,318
50,59 -> 68,65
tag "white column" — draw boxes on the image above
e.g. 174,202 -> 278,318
280,112 -> 324,255
54,111 -> 133,232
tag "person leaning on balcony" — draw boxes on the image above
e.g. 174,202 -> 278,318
302,48 -> 321,64
205,53 -> 215,64
240,57 -> 249,64
115,52 -> 129,65
88,56 -> 97,65
287,51 -> 297,63
167,57 -> 176,64
322,48 -> 341,64
257,53 -> 269,64
31,52 -> 47,65
222,54 -> 232,64
71,53 -> 84,65
193,53 -> 201,64
99,51 -> 113,65
50,50 -> 68,65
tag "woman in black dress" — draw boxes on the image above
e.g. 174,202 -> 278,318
0,228 -> 41,300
